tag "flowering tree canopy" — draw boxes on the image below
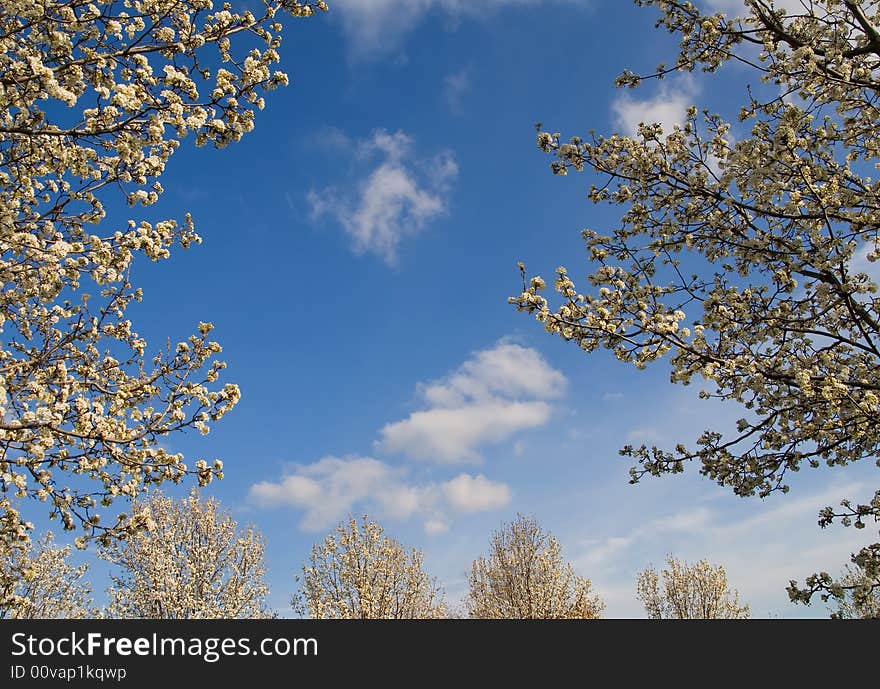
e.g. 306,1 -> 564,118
636,554 -> 749,619
0,1 -> 327,555
293,515 -> 447,619
100,489 -> 271,618
512,0 -> 880,609
467,514 -> 604,619
1,531 -> 94,618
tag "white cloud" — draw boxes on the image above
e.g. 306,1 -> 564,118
443,68 -> 470,114
612,78 -> 696,139
441,473 -> 512,513
424,519 -> 451,535
248,456 -> 397,530
420,341 -> 567,405
308,129 -> 457,264
851,242 -> 880,288
611,75 -> 732,175
329,0 -> 592,59
248,455 -> 511,532
377,341 -> 567,463
379,402 -> 552,463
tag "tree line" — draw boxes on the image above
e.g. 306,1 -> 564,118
4,488 -> 874,619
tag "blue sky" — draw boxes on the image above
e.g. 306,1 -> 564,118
50,0 -> 880,617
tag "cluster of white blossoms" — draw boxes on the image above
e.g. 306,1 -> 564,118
0,531 -> 94,618
100,489 -> 272,619
467,514 -> 604,619
0,1 -> 327,569
637,555 -> 749,619
513,0 -> 880,609
293,516 -> 448,619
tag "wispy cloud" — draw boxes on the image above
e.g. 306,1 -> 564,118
625,427 -> 661,444
443,68 -> 470,114
573,480 -> 873,617
248,455 -> 510,532
308,129 -> 457,264
377,340 -> 567,463
575,507 -> 714,574
328,0 -> 593,59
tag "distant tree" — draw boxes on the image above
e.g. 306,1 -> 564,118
293,515 -> 447,619
0,0 -> 328,559
100,490 -> 271,618
1,531 -> 93,618
637,555 -> 749,619
512,0 -> 880,609
468,514 -> 604,619
819,561 -> 880,619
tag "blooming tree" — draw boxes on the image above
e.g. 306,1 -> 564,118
293,515 -> 447,619
467,514 -> 604,619
636,555 -> 749,619
824,561 -> 880,618
0,1 -> 328,554
100,489 -> 271,618
512,0 -> 880,607
1,531 -> 94,618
